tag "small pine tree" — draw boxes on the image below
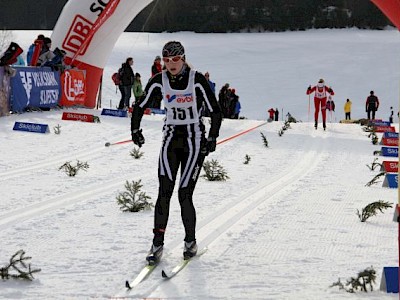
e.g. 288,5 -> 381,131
130,147 -> 144,159
357,200 -> 393,222
330,267 -> 376,293
58,160 -> 89,177
278,129 -> 284,136
0,250 -> 41,281
202,159 -> 230,181
243,154 -> 251,164
116,180 -> 153,212
366,158 -> 382,171
93,116 -> 101,123
365,171 -> 386,187
53,124 -> 61,134
373,150 -> 381,156
260,132 -> 269,147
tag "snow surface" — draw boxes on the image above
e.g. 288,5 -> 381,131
0,29 -> 399,299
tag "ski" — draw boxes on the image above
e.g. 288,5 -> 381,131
161,248 -> 208,279
125,263 -> 157,290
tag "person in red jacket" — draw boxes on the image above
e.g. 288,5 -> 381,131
306,78 -> 334,130
151,55 -> 162,77
268,108 -> 275,121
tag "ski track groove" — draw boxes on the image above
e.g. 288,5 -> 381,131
118,131 -> 327,299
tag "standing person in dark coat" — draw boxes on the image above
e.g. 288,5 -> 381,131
118,57 -> 135,110
151,56 -> 162,77
365,90 -> 379,120
274,108 -> 279,121
218,83 -> 230,118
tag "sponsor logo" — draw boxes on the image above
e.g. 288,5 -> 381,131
18,123 -> 42,132
63,15 -> 94,56
67,113 -> 89,121
20,71 -> 33,104
63,71 -> 85,101
166,93 -> 193,103
387,148 -> 398,154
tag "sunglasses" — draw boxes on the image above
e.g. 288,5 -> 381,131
162,55 -> 183,63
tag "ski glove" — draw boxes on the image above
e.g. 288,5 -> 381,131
201,137 -> 217,156
132,129 -> 145,147
328,88 -> 333,93
307,86 -> 311,91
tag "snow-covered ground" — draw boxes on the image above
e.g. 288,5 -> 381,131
0,29 -> 399,299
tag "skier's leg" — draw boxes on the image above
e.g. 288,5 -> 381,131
314,98 -> 320,128
152,134 -> 180,246
321,98 -> 327,129
177,134 -> 205,243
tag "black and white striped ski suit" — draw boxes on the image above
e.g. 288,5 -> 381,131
131,65 -> 222,246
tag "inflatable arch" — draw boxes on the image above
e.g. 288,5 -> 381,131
51,0 -> 153,108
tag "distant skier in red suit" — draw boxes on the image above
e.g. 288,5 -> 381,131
306,78 -> 334,130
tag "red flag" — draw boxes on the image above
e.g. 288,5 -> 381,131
371,0 -> 400,29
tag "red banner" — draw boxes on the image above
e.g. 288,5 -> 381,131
381,138 -> 399,146
371,0 -> 400,30
59,69 -> 86,107
62,112 -> 94,123
382,161 -> 398,173
374,126 -> 396,133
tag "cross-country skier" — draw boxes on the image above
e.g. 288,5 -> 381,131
306,78 -> 334,130
131,41 -> 223,264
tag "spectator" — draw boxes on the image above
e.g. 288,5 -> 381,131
204,72 -> 215,95
228,88 -> 239,119
218,83 -> 230,117
344,99 -> 352,120
268,108 -> 275,121
389,106 -> 394,123
132,72 -> 144,106
365,90 -> 379,120
234,99 -> 241,119
274,108 -> 279,121
118,57 -> 135,110
151,56 -> 162,77
13,55 -> 25,66
306,78 -> 334,130
36,37 -> 55,67
27,34 -> 44,66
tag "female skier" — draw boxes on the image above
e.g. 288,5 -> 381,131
131,41 -> 222,264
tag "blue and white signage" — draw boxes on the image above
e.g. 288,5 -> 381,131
13,121 -> 49,134
10,67 -> 61,112
383,132 -> 399,139
382,147 -> 398,157
101,108 -> 127,117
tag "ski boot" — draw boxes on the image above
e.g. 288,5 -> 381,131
183,241 -> 198,260
323,122 -> 326,131
146,244 -> 163,265
314,121 -> 318,130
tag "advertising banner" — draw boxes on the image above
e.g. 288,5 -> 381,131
10,67 -> 61,112
59,69 -> 86,106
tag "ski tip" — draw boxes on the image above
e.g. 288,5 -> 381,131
125,280 -> 131,290
161,270 -> 169,278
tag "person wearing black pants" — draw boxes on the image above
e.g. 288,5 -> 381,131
131,41 -> 222,264
366,90 -> 379,120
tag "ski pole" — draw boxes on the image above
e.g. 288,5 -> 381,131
308,94 -> 310,123
105,139 -> 131,147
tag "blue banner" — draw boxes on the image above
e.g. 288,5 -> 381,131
372,121 -> 391,127
13,121 -> 49,134
101,108 -> 127,117
382,147 -> 398,157
383,173 -> 398,189
384,132 -> 399,139
10,67 -> 61,112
